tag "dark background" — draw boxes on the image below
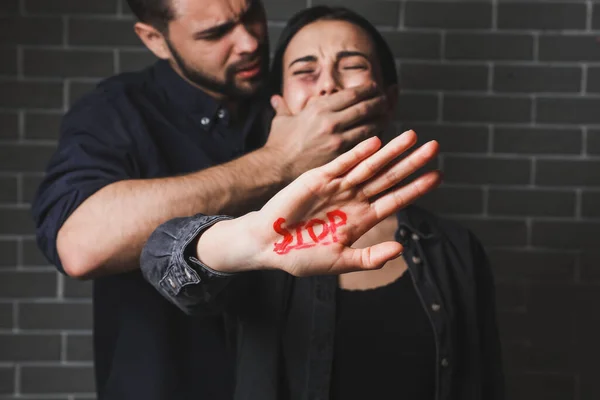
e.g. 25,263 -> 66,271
0,0 -> 598,399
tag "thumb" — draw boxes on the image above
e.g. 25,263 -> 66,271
338,242 -> 404,272
271,95 -> 291,117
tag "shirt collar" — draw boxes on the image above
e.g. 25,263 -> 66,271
396,206 -> 438,240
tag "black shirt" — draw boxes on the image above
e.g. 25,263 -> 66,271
31,60 -> 267,400
331,272 -> 436,400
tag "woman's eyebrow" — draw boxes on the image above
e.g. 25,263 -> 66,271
288,55 -> 317,68
336,50 -> 369,61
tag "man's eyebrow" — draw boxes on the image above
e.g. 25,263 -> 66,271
336,50 -> 369,61
192,0 -> 255,39
288,55 -> 317,68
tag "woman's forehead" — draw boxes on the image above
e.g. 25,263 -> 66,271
283,20 -> 376,64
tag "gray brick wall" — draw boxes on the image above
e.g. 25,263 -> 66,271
0,0 -> 598,399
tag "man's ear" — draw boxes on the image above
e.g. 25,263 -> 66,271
134,22 -> 171,60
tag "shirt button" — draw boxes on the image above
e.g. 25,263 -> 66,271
412,255 -> 422,264
441,358 -> 449,368
431,303 -> 441,312
201,117 -> 210,126
399,228 -> 407,238
411,233 -> 420,241
217,109 -> 227,119
167,278 -> 177,289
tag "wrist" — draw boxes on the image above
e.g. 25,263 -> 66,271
258,145 -> 294,184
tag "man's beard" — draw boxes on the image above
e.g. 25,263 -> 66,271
166,38 -> 268,99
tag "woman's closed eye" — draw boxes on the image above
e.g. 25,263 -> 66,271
292,69 -> 315,75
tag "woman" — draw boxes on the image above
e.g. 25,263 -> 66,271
142,5 -> 504,400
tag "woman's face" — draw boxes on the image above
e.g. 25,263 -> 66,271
281,19 -> 384,115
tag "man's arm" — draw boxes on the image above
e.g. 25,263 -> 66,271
141,132 -> 442,315
39,84 -> 387,279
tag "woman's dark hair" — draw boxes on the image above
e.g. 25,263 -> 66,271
269,6 -> 398,94
126,0 -> 175,33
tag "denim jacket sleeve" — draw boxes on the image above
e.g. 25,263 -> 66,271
140,213 -> 239,316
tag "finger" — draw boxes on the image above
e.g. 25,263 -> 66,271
361,139 -> 439,198
319,136 -> 382,178
342,130 -> 418,188
332,241 -> 404,273
370,170 -> 442,220
271,95 -> 292,117
332,95 -> 387,131
319,83 -> 380,112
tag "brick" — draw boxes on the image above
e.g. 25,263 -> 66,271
0,81 -> 63,109
0,111 -> 18,139
444,95 -> 531,123
507,373 -> 575,400
22,239 -> 52,267
589,129 -> 600,155
532,221 -> 600,249
0,366 -> 14,394
64,278 -> 93,298
527,284 -> 577,344
488,249 -> 576,283
409,123 -> 489,153
494,126 -> 582,155
495,283 -> 525,311
497,310 -> 529,342
443,156 -> 531,185
0,241 -> 18,268
536,159 -> 600,186
581,371 -> 600,399
0,46 -> 16,75
0,17 -> 63,45
0,303 -> 13,329
400,63 -> 488,92
593,4 -> 600,30
539,35 -> 600,62
313,0 -> 400,27
445,33 -> 534,61
21,366 -> 95,394
268,25 -> 283,49
585,67 -> 600,93
395,93 -> 438,122
24,49 -> 114,78
0,176 -> 18,203
582,191 -> 600,218
581,251 -> 600,281
498,3 -> 586,31
0,0 -> 18,13
415,186 -> 483,215
0,208 -> 36,235
66,334 -> 93,361
69,18 -> 141,47
19,302 -> 92,330
381,31 -> 441,60
517,342 -> 576,373
69,81 -> 98,107
573,286 -> 600,373
494,65 -> 581,93
118,49 -> 156,73
262,0 -> 307,22
0,143 -> 56,172
537,97 -> 600,124
0,271 -> 56,298
25,0 -> 118,14
22,175 -> 44,205
405,1 -> 491,30
453,218 -> 527,247
488,188 -> 576,217
0,333 -> 61,361
24,112 -> 63,141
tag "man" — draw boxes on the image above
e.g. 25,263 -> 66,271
31,0 -> 391,399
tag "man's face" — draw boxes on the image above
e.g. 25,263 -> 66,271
164,0 -> 269,99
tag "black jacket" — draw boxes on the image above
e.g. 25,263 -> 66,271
141,205 -> 505,400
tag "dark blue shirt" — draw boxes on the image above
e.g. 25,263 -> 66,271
31,60 -> 267,400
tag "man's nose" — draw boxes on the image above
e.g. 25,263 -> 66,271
318,72 -> 341,96
232,24 -> 260,55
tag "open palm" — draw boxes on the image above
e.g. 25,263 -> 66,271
254,130 -> 441,277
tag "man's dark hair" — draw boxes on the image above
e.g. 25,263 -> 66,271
127,0 -> 175,33
269,6 -> 398,94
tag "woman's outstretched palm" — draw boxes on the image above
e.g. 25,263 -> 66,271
254,130 -> 440,277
